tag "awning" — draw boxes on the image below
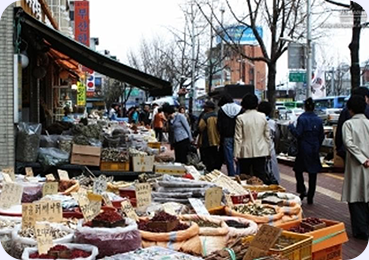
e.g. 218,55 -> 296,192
16,8 -> 172,96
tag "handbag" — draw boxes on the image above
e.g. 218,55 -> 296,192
288,137 -> 299,157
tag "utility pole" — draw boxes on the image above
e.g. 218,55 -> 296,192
331,67 -> 335,96
220,5 -> 225,86
189,1 -> 195,114
306,0 -> 312,98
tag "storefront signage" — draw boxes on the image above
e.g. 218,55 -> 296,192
77,82 -> 86,106
25,0 -> 42,20
74,1 -> 90,46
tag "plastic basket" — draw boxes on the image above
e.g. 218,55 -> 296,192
269,231 -> 313,260
148,142 -> 161,149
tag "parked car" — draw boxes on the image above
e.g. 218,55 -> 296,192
276,106 -> 288,119
315,108 -> 342,125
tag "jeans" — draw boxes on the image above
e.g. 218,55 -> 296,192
223,138 -> 239,176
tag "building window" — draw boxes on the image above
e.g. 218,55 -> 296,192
70,11 -> 74,21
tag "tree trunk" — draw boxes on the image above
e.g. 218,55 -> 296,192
349,1 -> 363,89
267,62 -> 277,118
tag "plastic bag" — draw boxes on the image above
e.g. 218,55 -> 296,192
22,243 -> 99,260
17,122 -> 42,163
20,182 -> 43,203
57,135 -> 73,154
0,216 -> 21,254
40,135 -> 59,148
11,224 -> 74,259
224,204 -> 284,224
38,147 -> 70,167
75,218 -> 141,258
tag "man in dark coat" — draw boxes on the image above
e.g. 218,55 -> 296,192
335,87 -> 369,160
288,98 -> 324,204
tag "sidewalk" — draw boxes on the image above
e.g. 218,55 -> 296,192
278,164 -> 368,260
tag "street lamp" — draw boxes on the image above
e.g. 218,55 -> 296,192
220,5 -> 225,86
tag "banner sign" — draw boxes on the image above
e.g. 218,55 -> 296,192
77,82 -> 86,106
216,25 -> 263,45
74,1 -> 90,46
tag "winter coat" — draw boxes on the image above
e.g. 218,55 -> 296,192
234,110 -> 271,159
217,103 -> 242,139
168,113 -> 193,145
198,111 -> 220,148
288,111 -> 324,173
342,114 -> 369,203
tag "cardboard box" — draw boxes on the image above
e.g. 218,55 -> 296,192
276,219 -> 348,253
132,155 -> 154,172
71,144 -> 101,166
154,163 -> 187,175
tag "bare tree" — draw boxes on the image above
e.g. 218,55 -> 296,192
195,0 -> 329,111
103,78 -> 132,112
325,0 -> 364,89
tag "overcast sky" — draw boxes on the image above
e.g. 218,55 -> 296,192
90,0 -> 369,84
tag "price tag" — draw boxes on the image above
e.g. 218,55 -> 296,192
205,187 -> 223,210
72,192 -> 101,222
250,225 -> 282,249
225,194 -> 234,208
0,182 -> 23,209
102,193 -> 113,207
2,168 -> 15,181
93,175 -> 108,195
35,222 -> 53,255
121,199 -> 138,221
184,165 -> 202,180
25,167 -> 34,177
34,200 -> 63,223
188,198 -> 210,216
42,182 -> 59,197
135,183 -> 151,208
22,203 -> 36,229
45,174 -> 56,181
57,169 -> 69,180
2,173 -> 13,183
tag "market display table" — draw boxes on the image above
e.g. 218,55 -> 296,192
15,162 -> 151,181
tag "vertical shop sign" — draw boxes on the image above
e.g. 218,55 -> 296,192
77,82 -> 86,106
74,1 -> 90,46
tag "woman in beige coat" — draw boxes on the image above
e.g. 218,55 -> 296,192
234,94 -> 271,184
342,95 -> 369,240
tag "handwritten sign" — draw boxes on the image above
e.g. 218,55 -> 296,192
121,200 -> 138,221
0,182 -> 23,209
57,169 -> 69,180
45,174 -> 56,181
102,193 -> 113,207
243,246 -> 269,260
188,198 -> 210,216
42,182 -> 59,197
250,225 -> 282,250
72,192 -> 101,222
205,187 -> 223,210
25,167 -> 34,177
2,173 -> 13,183
2,168 -> 15,181
93,175 -> 108,195
35,222 -> 53,255
135,183 -> 151,208
22,203 -> 36,229
34,200 -> 63,223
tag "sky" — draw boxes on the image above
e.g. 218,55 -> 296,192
89,0 -> 369,84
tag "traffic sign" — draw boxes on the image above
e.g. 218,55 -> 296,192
289,71 -> 306,83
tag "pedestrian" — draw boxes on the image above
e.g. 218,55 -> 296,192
153,108 -> 166,142
258,101 -> 280,184
217,93 -> 242,176
198,100 -> 221,172
341,95 -> 369,240
288,97 -> 324,204
131,107 -> 139,124
150,103 -> 159,126
179,106 -> 191,125
139,104 -> 151,127
335,87 -> 369,160
234,94 -> 271,184
163,105 -> 193,163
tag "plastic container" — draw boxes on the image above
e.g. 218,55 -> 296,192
100,161 -> 130,172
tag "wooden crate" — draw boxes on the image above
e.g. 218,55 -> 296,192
100,161 -> 130,172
